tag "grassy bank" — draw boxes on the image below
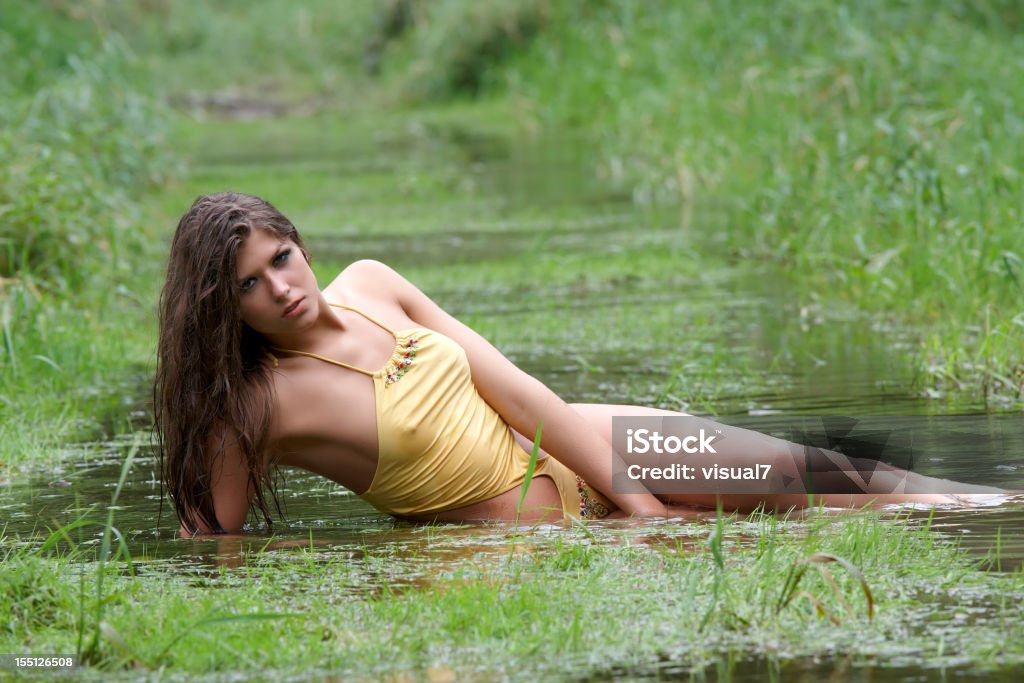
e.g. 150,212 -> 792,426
5,503 -> 1024,678
0,2 -> 174,473
98,0 -> 1024,403
493,0 -> 1024,404
6,0 -> 1019,481
364,0 -> 1024,403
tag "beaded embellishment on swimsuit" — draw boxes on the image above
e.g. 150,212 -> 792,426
576,475 -> 611,519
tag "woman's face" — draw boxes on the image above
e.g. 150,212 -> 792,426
234,227 -> 319,338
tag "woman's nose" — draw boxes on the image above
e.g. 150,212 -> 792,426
268,273 -> 290,298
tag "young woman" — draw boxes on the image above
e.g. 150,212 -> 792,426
156,192 -> 987,536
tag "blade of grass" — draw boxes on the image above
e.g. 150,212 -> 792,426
516,420 -> 542,516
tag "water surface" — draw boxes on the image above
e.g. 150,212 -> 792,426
3,118 -> 1023,575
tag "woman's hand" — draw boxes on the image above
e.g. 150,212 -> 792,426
612,496 -> 669,518
604,501 -> 668,519
604,503 -> 708,520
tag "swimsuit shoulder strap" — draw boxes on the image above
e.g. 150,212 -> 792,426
329,302 -> 396,335
267,301 -> 397,376
268,346 -> 375,376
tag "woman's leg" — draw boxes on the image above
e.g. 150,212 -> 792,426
561,403 -> 989,512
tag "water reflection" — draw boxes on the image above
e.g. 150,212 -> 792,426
577,653 -> 1024,682
2,434 -> 1023,576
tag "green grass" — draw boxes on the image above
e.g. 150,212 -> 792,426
65,0 -> 382,105
493,0 -> 1024,402
3,3 -> 1024,678
4,508 -> 1023,678
89,0 -> 1024,402
0,1 -> 170,474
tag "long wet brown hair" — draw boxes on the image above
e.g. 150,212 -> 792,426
154,192 -> 310,533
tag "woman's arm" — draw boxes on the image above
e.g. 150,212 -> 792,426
361,260 -> 667,518
178,429 -> 255,536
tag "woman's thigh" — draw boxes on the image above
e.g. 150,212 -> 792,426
561,404 -> 958,510
562,403 -> 733,508
513,403 -> 714,506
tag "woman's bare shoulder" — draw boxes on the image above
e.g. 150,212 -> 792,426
322,259 -> 404,303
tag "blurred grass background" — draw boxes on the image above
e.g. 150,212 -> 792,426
2,0 -> 1021,474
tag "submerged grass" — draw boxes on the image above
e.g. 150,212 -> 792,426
3,509 -> 1023,678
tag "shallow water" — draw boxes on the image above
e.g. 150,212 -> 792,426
3,117 -> 1024,575
587,655 -> 1024,682
4,434 -> 1023,577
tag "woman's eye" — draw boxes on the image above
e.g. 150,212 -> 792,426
273,249 -> 291,266
240,278 -> 256,293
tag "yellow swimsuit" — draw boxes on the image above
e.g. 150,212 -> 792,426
273,303 -> 612,521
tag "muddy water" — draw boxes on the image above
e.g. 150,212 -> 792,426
2,122 -> 1023,575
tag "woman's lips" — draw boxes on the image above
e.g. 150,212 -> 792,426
283,297 -> 305,318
